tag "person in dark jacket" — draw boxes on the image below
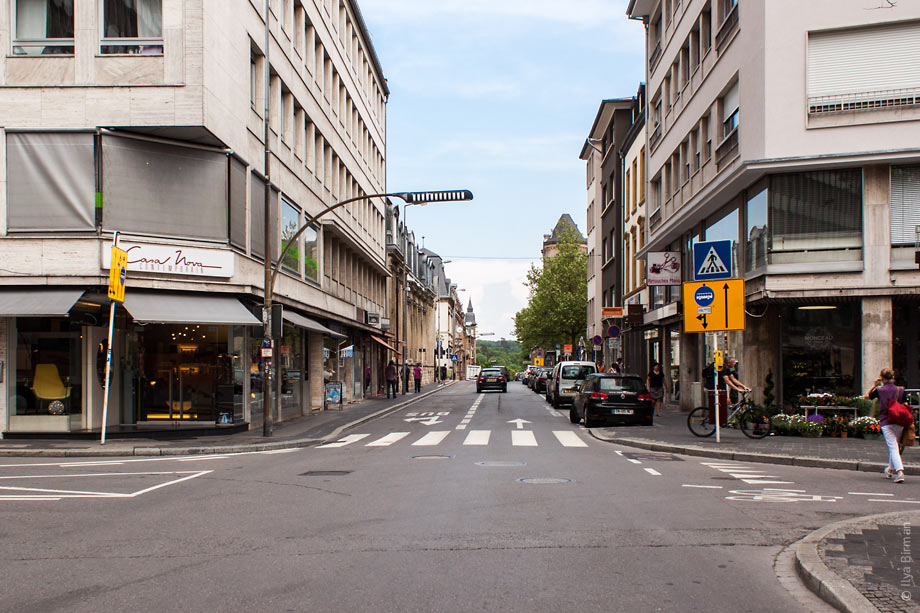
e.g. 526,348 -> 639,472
867,367 -> 907,483
385,360 -> 397,399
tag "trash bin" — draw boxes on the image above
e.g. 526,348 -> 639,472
707,390 -> 728,426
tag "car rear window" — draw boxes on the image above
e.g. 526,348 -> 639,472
482,369 -> 502,376
560,365 -> 596,379
598,377 -> 645,392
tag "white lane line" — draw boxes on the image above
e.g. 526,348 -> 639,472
869,499 -> 920,504
412,431 -> 450,446
317,434 -> 370,448
741,479 -> 796,485
511,431 -> 538,447
463,430 -> 491,446
460,419 -> 472,424
627,458 -> 642,464
730,474 -> 781,479
644,468 -> 662,476
455,424 -> 467,431
552,431 -> 589,448
849,492 -> 894,497
178,456 -> 229,462
683,484 -> 723,489
366,432 -> 410,447
614,450 -> 624,456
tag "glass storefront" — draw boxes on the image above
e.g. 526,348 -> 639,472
278,326 -> 305,419
893,299 -> 920,389
780,304 -> 859,404
12,318 -> 83,417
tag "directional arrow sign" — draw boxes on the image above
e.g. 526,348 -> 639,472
682,279 -> 745,333
507,419 -> 532,430
404,416 -> 443,426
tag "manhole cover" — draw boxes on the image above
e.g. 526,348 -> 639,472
410,455 -> 454,460
476,461 -> 527,467
517,477 -> 573,485
300,470 -> 352,476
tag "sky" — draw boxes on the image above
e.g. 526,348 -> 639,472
358,0 -> 646,339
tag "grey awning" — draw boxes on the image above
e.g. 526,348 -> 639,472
283,310 -> 347,338
0,288 -> 84,317
123,291 -> 261,325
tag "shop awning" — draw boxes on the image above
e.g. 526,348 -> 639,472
369,334 -> 398,353
0,288 -> 84,317
282,310 -> 347,339
123,291 -> 261,325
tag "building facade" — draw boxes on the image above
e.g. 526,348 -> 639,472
0,0 -> 391,433
627,0 -> 920,408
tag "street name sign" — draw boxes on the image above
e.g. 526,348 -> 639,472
692,239 -> 733,281
682,279 -> 745,333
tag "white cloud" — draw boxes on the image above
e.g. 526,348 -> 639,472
443,258 -> 538,339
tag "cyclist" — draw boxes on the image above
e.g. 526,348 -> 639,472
722,357 -> 752,402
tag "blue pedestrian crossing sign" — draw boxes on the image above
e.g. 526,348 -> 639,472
692,239 -> 733,281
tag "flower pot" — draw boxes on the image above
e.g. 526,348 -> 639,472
863,432 -> 883,440
840,431 -> 848,439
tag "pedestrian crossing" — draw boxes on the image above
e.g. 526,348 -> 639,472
700,461 -> 795,485
317,429 -> 590,450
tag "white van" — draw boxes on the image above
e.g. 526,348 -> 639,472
550,361 -> 597,408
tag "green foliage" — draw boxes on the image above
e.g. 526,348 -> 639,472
763,369 -> 775,408
513,229 -> 587,353
476,339 -> 526,373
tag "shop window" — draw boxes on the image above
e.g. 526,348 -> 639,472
13,318 -> 82,417
781,304 -> 859,404
13,0 -> 74,55
101,0 -> 163,55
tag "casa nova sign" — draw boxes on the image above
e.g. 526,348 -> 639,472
102,242 -> 234,278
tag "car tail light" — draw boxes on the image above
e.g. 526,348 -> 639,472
638,393 -> 651,401
498,377 -> 505,382
590,392 -> 608,400
478,377 -> 484,382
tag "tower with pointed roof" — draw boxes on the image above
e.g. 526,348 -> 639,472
541,214 -> 588,262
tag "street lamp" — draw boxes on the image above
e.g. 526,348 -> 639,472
261,189 -> 473,435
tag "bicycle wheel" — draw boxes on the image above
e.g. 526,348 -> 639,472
687,407 -> 716,437
740,407 -> 772,439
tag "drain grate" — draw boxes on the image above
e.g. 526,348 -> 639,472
517,477 -> 573,485
476,461 -> 527,467
301,470 -> 352,476
410,455 -> 454,460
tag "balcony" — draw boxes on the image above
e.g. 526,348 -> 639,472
715,127 -> 739,168
715,3 -> 739,54
649,123 -> 662,150
808,87 -> 920,115
649,40 -> 662,72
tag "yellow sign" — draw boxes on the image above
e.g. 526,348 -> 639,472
601,307 -> 623,318
533,357 -> 544,366
714,350 -> 724,371
108,246 -> 128,302
682,279 -> 745,333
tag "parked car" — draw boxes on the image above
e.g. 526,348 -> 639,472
476,367 -> 507,393
533,368 -> 550,394
522,365 -> 539,386
570,373 -> 653,427
550,361 -> 598,408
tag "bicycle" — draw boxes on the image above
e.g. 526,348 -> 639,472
687,391 -> 772,439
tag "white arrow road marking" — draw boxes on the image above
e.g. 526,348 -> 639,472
644,468 -> 662,476
404,416 -> 443,426
412,431 -> 450,446
553,431 -> 588,447
366,432 -> 410,447
318,434 -> 370,448
507,419 -> 532,430
463,430 -> 491,446
511,431 -> 538,446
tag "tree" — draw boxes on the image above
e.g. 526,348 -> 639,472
475,340 -> 526,373
513,229 -> 587,354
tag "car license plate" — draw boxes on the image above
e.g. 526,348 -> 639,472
565,388 -> 576,393
613,409 -> 634,415
487,378 -> 496,382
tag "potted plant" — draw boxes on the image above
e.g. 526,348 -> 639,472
849,416 -> 881,439
800,414 -> 825,438
772,413 -> 792,436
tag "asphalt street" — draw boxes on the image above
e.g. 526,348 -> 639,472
2,382 -> 917,612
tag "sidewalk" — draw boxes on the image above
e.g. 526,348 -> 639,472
0,381 -> 457,457
589,408 -> 920,473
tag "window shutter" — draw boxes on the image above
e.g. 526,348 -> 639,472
722,81 -> 739,121
891,165 -> 920,246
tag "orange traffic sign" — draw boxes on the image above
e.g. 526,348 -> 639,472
682,279 -> 745,333
107,246 -> 128,302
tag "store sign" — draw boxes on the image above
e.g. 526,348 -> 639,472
602,307 -> 623,318
647,252 -> 682,286
102,242 -> 234,278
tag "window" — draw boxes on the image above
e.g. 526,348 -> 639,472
721,0 -> 737,23
101,0 -> 163,55
745,182 -> 768,271
13,0 -> 74,55
891,166 -> 920,246
721,81 -> 739,138
281,198 -> 301,274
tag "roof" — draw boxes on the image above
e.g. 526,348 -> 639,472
464,299 -> 476,325
543,214 -> 587,245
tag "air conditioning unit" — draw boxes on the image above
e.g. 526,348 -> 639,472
365,312 -> 381,325
379,317 -> 391,331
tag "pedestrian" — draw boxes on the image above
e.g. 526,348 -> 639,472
647,362 -> 666,417
596,362 -> 605,373
866,367 -> 907,483
364,365 -> 371,396
610,359 -> 621,375
440,364 -> 447,382
413,363 -> 422,393
385,360 -> 397,399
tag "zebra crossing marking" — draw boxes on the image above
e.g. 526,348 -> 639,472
317,429 -> 589,450
412,431 -> 450,446
511,431 -> 538,447
366,432 -> 409,447
317,434 -> 370,448
463,430 -> 490,446
552,431 -> 588,447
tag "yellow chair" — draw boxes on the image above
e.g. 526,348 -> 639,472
31,364 -> 72,406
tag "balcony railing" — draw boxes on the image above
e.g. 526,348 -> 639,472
715,126 -> 739,168
649,123 -> 662,150
715,3 -> 739,53
808,87 -> 920,115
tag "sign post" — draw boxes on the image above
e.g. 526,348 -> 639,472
101,233 -> 127,445
713,335 -> 721,443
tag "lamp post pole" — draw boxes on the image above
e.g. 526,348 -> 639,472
262,190 -> 473,435
262,0 -> 273,436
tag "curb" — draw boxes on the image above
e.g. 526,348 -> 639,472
0,382 -> 456,458
793,510 -> 920,613
587,431 -> 920,473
